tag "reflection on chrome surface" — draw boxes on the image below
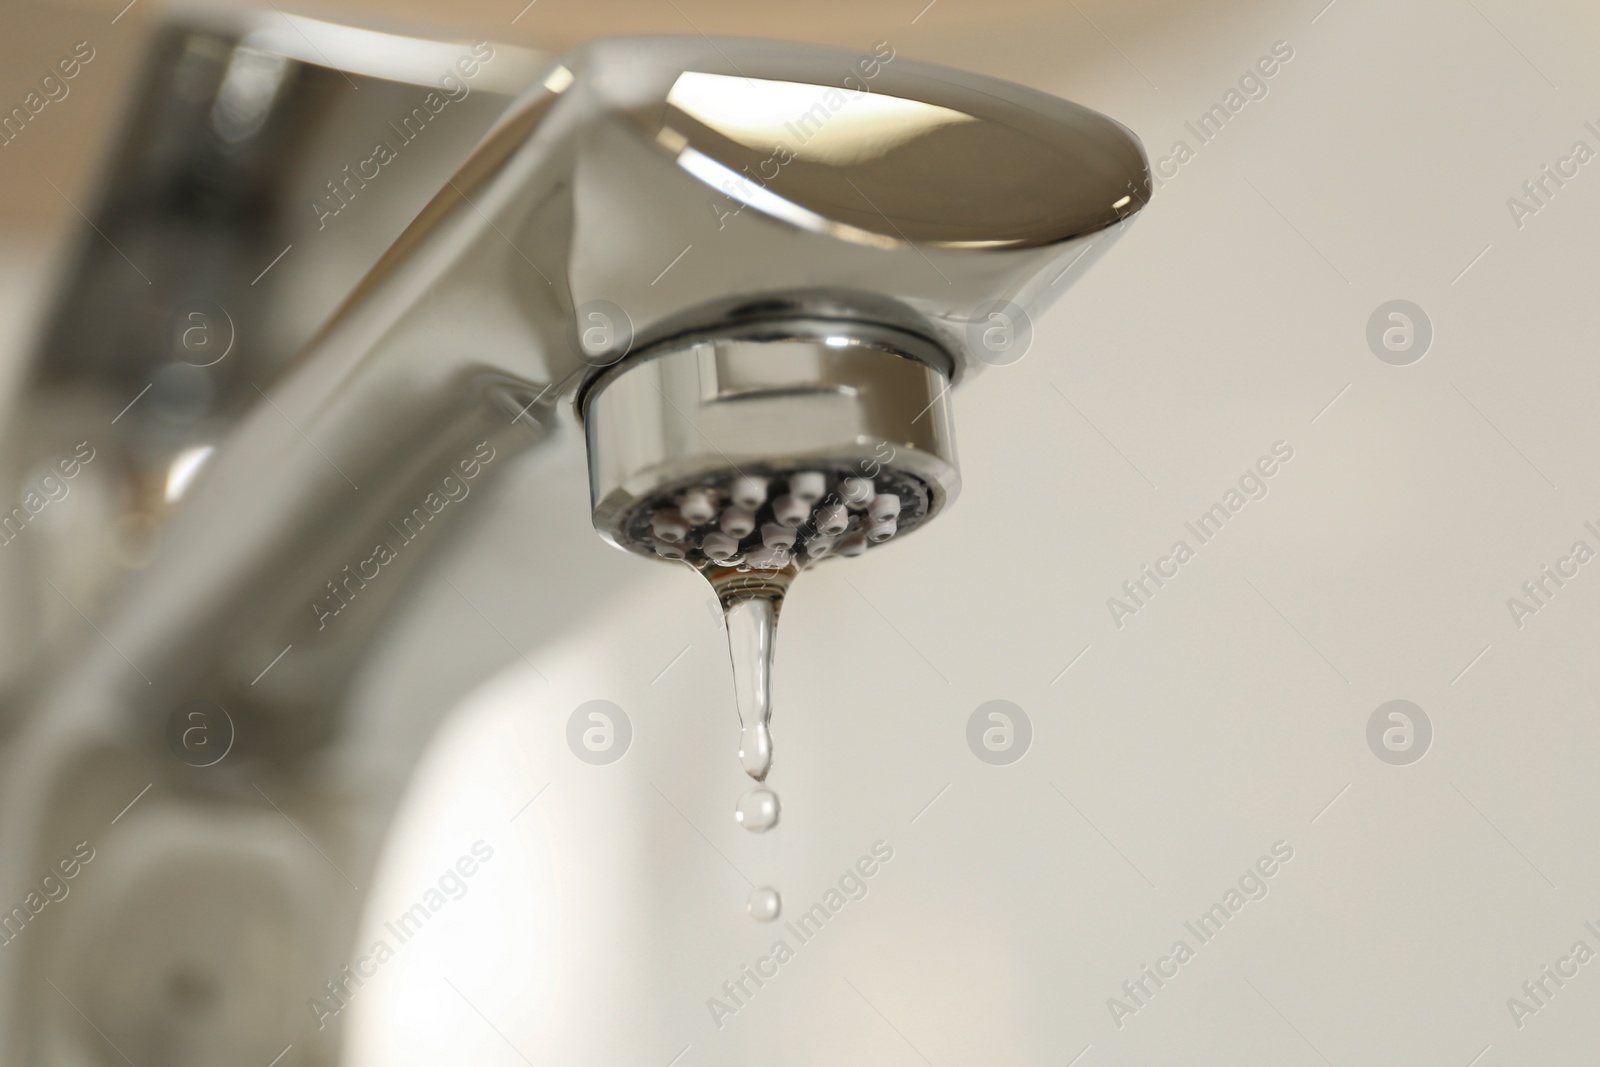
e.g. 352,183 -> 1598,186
0,12 -> 1146,1066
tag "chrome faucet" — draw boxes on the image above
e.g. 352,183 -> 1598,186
0,12 -> 1146,1065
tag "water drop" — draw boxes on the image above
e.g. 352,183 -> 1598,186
713,569 -> 792,782
739,720 -> 772,782
735,786 -> 780,832
747,886 -> 782,922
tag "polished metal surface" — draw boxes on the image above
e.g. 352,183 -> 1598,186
585,327 -> 959,561
0,15 -> 1146,1066
537,35 -> 1147,385
653,57 -> 1145,248
0,11 -> 546,688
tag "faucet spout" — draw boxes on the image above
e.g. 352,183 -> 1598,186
0,24 -> 1148,1067
75,31 -> 1149,746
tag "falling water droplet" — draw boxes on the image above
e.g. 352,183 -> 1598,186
710,566 -> 794,782
739,720 -> 772,780
747,886 -> 782,922
735,786 -> 780,832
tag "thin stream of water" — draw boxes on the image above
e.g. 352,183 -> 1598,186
706,565 -> 796,921
725,594 -> 776,782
